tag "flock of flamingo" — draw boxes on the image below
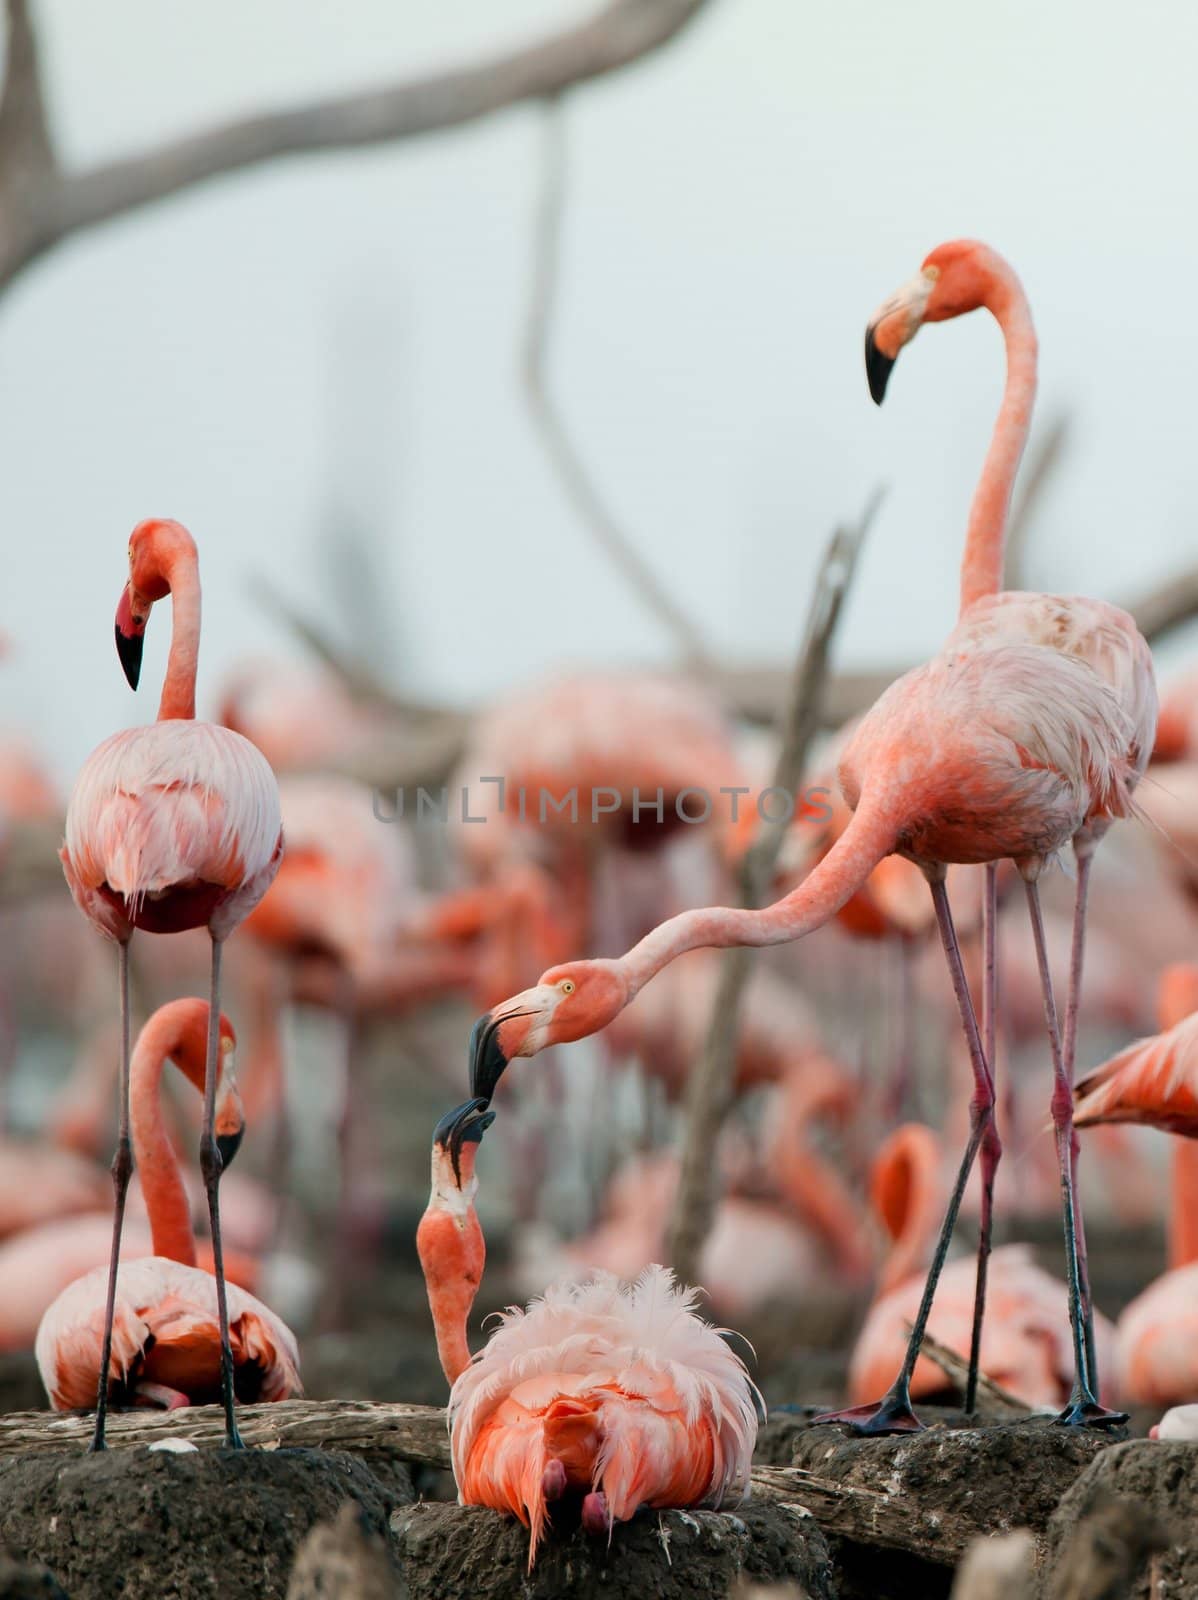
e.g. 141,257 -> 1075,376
1,238 -> 1195,1569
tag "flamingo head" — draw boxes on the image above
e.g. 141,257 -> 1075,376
169,1000 -> 243,1168
116,519 -> 198,689
865,239 -> 1005,403
468,959 -> 631,1102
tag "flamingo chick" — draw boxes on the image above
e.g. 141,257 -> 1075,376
416,1099 -> 759,1567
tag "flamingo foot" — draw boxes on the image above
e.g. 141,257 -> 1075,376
542,1459 -> 567,1502
581,1492 -> 610,1535
1052,1398 -> 1128,1431
813,1394 -> 925,1435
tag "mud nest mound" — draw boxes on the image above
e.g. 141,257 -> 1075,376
0,1562 -> 69,1600
1041,1439 -> 1197,1597
792,1413 -> 1121,1542
0,1446 -> 409,1600
392,1499 -> 835,1600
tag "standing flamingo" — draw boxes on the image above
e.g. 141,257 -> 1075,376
59,519 -> 283,1448
466,257 -> 1148,1436
866,240 -> 1155,1415
416,1098 -> 759,1567
34,998 -> 299,1409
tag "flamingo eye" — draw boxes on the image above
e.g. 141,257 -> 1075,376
559,979 -> 575,995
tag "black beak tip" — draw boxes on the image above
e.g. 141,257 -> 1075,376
468,1013 -> 510,1105
216,1128 -> 244,1170
864,327 -> 895,406
434,1096 -> 497,1182
115,624 -> 143,690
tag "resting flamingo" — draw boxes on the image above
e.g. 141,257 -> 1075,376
846,1122 -> 1117,1410
34,999 -> 299,1407
1075,964 -> 1198,1411
467,241 -> 1151,1432
59,519 -> 283,1448
416,1098 -> 758,1567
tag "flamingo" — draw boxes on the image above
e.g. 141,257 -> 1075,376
416,1098 -> 759,1567
1074,965 -> 1198,1410
846,1123 -> 1117,1410
33,1000 -> 299,1408
59,519 -> 283,1448
467,241 -> 1151,1432
866,240 -> 1156,1415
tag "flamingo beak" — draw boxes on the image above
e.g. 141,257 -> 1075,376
864,268 -> 937,406
469,1012 -> 511,1103
433,1096 -> 496,1185
115,585 -> 148,690
216,1127 -> 244,1169
864,326 -> 897,405
468,1006 -> 536,1103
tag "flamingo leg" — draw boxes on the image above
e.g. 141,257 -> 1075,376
90,937 -> 133,1452
1022,876 -> 1125,1428
1062,843 -> 1099,1389
965,862 -> 1002,1414
817,873 -> 993,1434
199,935 -> 244,1450
886,934 -> 916,1122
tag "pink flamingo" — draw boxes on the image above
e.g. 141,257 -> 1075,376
846,1123 -> 1117,1410
35,998 -> 298,1409
59,519 -> 283,1448
865,239 -> 1155,1420
467,243 -> 1149,1432
417,1098 -> 759,1566
6,1000 -> 265,1355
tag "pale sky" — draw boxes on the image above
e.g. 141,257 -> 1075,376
3,0 -> 1197,781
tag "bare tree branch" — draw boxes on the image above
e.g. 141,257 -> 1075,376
61,0 -> 710,218
914,1329 -> 1031,1418
665,489 -> 881,1284
0,0 -> 714,288
522,99 -> 715,672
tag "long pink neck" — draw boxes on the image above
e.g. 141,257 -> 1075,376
618,796 -> 897,997
1169,1140 -> 1198,1271
158,553 -> 201,721
129,1015 -> 197,1267
957,268 -> 1038,617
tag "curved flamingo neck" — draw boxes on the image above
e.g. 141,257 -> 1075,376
1169,1140 -> 1198,1271
958,266 -> 1038,618
618,798 -> 897,998
158,552 -> 201,722
129,1013 -> 198,1267
418,1146 -> 485,1386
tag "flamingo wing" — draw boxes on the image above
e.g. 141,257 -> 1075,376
36,1256 -> 301,1412
1074,1013 -> 1198,1135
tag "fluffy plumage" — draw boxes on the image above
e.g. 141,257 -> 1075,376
1074,1012 -> 1198,1136
36,1255 -> 300,1411
61,720 -> 282,940
449,1265 -> 759,1561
